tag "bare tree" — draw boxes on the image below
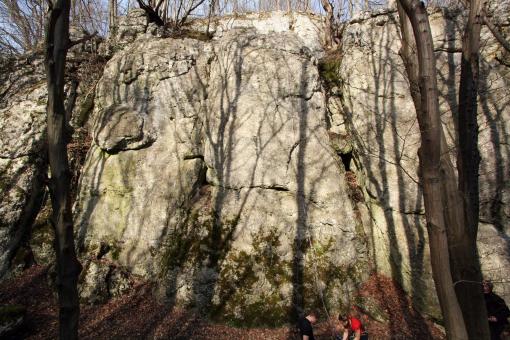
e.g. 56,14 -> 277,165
45,0 -> 82,338
136,0 -> 165,25
206,0 -> 217,36
174,0 -> 207,27
321,0 -> 335,47
70,0 -> 109,35
395,0 -> 469,338
482,11 -> 510,53
0,0 -> 46,53
0,0 -> 108,55
398,0 -> 509,337
135,0 -> 206,27
447,0 -> 491,337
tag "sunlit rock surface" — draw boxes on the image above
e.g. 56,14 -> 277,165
74,14 -> 368,323
0,57 -> 47,278
0,6 -> 508,326
336,6 -> 510,317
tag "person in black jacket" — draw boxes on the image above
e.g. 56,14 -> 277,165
483,280 -> 510,340
298,310 -> 319,340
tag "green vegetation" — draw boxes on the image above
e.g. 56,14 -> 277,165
212,227 -> 290,327
160,211 -> 365,327
318,53 -> 343,90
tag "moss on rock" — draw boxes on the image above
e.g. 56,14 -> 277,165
159,214 -> 368,326
318,53 -> 343,90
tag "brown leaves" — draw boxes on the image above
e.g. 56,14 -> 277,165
0,267 -> 445,339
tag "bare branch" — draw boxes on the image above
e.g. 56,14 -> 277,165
482,12 -> 510,53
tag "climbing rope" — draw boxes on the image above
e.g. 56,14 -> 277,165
305,229 -> 336,339
453,279 -> 509,287
452,279 -> 484,287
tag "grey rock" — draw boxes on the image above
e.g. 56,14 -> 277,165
78,258 -> 133,304
114,9 -> 148,46
79,261 -> 111,304
0,7 -> 508,327
337,6 -> 510,318
0,56 -> 47,278
75,15 -> 368,321
0,43 -> 100,278
93,104 -> 154,153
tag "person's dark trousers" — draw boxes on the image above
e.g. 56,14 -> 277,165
490,323 -> 505,340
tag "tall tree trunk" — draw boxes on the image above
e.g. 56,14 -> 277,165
45,1 -> 82,339
396,1 -> 468,339
109,0 -> 117,32
206,0 -> 216,37
162,0 -> 169,25
450,0 -> 490,337
321,0 -> 334,47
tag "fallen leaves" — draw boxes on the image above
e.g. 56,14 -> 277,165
0,267 -> 445,339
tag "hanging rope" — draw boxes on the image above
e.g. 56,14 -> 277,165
305,229 -> 336,339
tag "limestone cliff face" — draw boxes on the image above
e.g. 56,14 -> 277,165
1,6 -> 509,326
74,12 -> 368,324
0,57 -> 47,277
334,6 -> 510,317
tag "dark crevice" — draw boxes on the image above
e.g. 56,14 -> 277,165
96,242 -> 111,260
213,184 -> 290,192
338,150 -> 353,171
183,154 -> 204,160
189,163 -> 208,200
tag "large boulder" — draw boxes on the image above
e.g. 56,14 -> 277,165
74,14 -> 369,324
190,11 -> 325,55
75,36 -> 210,278
1,5 -> 507,326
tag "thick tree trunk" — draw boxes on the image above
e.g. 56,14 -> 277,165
396,1 -> 468,339
450,0 -> 490,337
45,1 -> 82,339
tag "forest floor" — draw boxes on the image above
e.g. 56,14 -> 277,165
0,265 -> 445,339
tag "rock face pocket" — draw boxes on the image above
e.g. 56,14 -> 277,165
92,105 -> 156,154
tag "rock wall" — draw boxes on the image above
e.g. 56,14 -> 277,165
334,6 -> 510,317
0,57 -> 47,277
74,12 -> 369,324
0,34 -> 103,278
0,6 -> 509,326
